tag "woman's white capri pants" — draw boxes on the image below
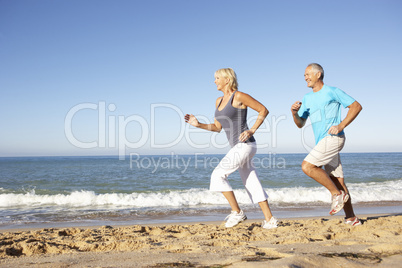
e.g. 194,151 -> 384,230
209,142 -> 269,204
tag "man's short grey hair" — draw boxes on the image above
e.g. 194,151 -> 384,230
307,63 -> 324,81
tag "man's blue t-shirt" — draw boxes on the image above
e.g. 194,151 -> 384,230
298,85 -> 355,144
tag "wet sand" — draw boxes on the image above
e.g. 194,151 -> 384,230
1,214 -> 401,267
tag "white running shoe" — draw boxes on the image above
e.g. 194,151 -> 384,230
262,216 -> 278,229
345,217 -> 362,226
224,210 -> 247,228
330,190 -> 349,215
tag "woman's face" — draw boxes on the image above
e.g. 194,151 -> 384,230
214,74 -> 228,91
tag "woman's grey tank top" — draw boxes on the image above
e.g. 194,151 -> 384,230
215,91 -> 256,147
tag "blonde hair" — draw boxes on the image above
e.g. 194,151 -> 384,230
214,68 -> 238,92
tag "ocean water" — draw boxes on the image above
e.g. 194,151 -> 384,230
0,153 -> 401,229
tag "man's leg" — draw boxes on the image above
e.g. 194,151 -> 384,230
302,160 -> 341,196
324,151 -> 357,220
329,175 -> 356,220
303,136 -> 350,215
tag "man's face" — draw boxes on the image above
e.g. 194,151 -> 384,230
304,66 -> 321,88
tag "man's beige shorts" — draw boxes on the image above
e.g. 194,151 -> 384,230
304,135 -> 345,178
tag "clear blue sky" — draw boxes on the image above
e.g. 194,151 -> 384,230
1,0 -> 401,157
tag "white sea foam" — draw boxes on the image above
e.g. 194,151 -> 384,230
1,179 -> 401,209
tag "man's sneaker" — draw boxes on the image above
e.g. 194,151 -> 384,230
345,217 -> 362,226
224,210 -> 247,227
262,216 -> 278,229
329,190 -> 349,215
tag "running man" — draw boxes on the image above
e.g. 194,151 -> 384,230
291,63 -> 363,226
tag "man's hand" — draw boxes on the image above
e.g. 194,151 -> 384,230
291,101 -> 306,128
291,101 -> 302,115
328,125 -> 344,135
327,101 -> 363,135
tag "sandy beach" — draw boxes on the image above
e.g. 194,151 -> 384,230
0,214 -> 401,267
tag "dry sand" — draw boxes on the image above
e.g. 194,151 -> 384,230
0,214 -> 401,267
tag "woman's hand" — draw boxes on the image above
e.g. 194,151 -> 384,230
239,129 -> 254,142
184,114 -> 200,127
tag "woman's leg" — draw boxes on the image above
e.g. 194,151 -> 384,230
258,200 -> 274,221
222,191 -> 241,213
238,143 -> 273,221
210,144 -> 250,212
